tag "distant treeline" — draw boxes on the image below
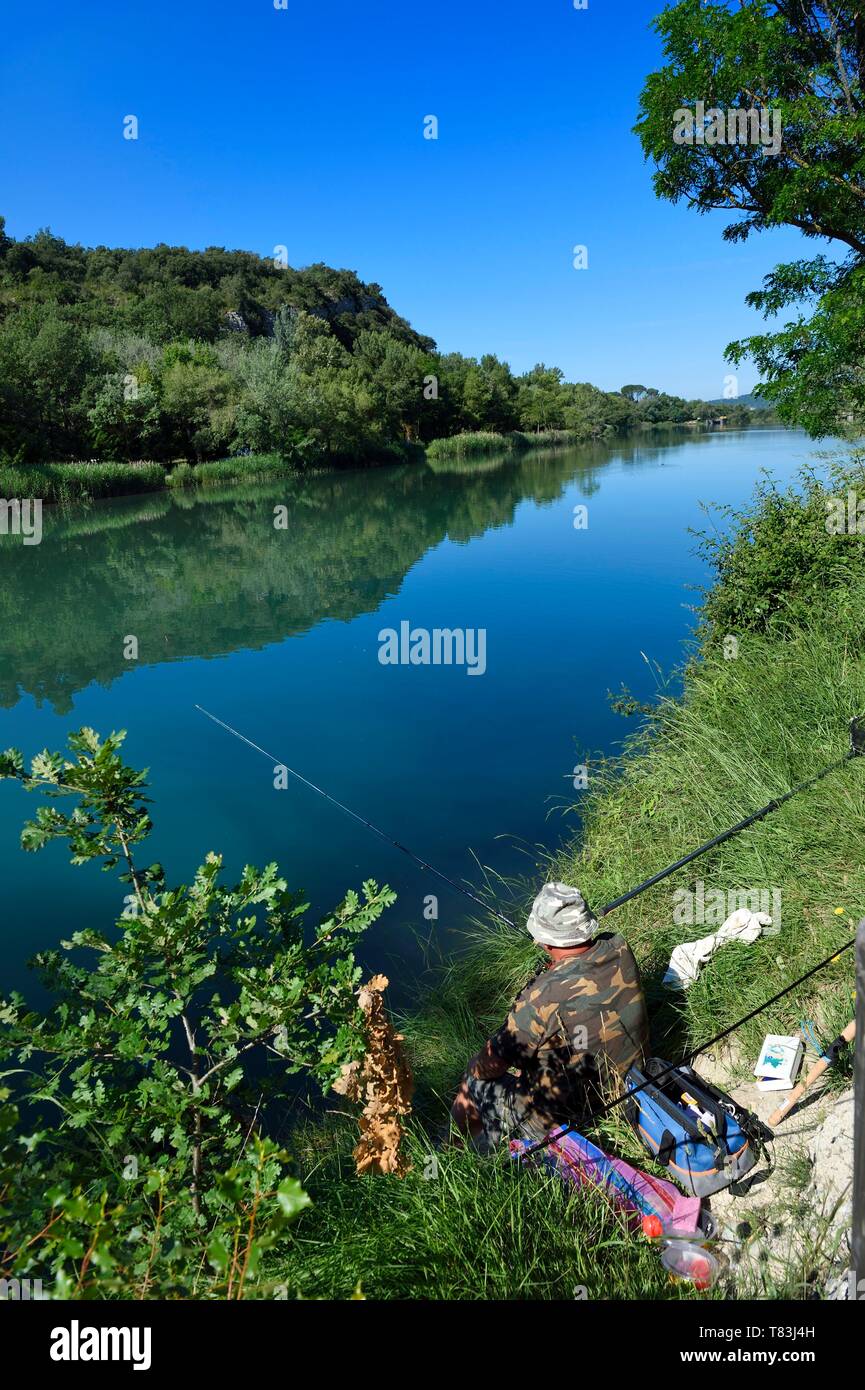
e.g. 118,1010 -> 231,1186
0,218 -> 770,467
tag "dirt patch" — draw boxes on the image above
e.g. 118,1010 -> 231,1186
693,1046 -> 853,1295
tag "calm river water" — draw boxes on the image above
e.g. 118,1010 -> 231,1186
0,428 -> 825,1002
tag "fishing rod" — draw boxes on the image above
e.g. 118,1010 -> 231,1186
195,704 -> 862,1161
194,705 -> 519,927
523,930 -> 859,1158
197,706 -> 864,924
596,714 -> 865,917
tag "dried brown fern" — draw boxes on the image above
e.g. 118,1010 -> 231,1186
333,975 -> 414,1176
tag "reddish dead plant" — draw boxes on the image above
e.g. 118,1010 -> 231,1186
333,974 -> 413,1176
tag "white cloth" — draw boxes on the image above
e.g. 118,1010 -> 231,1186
663,907 -> 770,990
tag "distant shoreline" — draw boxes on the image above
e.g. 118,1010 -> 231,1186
0,421 -> 783,508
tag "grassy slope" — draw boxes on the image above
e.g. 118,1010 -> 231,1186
270,460 -> 865,1300
278,461 -> 865,1298
277,1123 -> 701,1301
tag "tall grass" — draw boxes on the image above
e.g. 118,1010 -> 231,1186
516,429 -> 583,449
273,1121 -> 707,1301
425,429 -> 580,460
0,460 -> 167,504
165,454 -> 292,487
0,442 -> 420,507
426,431 -> 520,459
550,579 -> 865,1068
273,458 -> 865,1300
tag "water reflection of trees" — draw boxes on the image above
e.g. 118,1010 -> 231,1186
0,432 -> 720,713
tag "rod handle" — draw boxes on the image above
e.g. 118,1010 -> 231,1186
768,1019 -> 856,1127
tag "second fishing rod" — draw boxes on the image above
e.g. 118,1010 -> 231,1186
196,707 -> 865,924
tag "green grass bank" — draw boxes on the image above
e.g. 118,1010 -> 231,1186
425,429 -> 581,460
0,445 -> 422,506
274,453 -> 865,1300
1,424 -> 771,505
0,432 -> 581,505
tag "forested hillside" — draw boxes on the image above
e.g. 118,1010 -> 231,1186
0,218 -> 767,467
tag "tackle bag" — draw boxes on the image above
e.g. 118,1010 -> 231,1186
625,1057 -> 766,1198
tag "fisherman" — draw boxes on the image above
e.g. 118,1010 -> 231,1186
451,883 -> 649,1147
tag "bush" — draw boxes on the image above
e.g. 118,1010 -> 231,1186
695,455 -> 865,639
0,730 -> 395,1298
166,461 -> 195,488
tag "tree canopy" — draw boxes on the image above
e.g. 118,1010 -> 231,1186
636,1 -> 865,435
0,218 -> 763,464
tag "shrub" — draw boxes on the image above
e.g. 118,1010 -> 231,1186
695,455 -> 865,640
166,461 -> 195,488
0,730 -> 395,1297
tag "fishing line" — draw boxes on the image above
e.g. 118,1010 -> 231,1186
193,705 -> 519,928
195,704 -> 859,1148
197,705 -> 863,925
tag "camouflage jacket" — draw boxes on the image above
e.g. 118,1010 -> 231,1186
489,932 -> 649,1134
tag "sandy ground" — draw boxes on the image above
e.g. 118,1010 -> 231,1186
694,1046 -> 854,1296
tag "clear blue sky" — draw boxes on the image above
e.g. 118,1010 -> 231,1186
1,0 -> 811,398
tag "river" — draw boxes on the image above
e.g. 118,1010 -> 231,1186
0,427 -> 825,1003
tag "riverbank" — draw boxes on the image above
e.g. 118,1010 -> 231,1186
424,420 -> 770,461
0,440 -> 534,505
0,434 -> 606,504
0,444 -> 422,506
273,454 -> 865,1300
1,422 -> 771,505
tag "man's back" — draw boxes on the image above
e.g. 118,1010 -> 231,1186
493,931 -> 649,1135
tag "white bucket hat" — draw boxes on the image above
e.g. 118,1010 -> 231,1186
526,882 -> 599,947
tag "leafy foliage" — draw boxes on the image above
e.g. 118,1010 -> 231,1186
0,217 -> 763,468
0,729 -> 394,1297
636,1 -> 865,436
693,453 -> 865,637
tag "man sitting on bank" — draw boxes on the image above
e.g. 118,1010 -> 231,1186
451,883 -> 649,1147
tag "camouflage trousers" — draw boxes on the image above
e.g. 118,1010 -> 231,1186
463,1072 -> 541,1148
463,1071 -> 597,1148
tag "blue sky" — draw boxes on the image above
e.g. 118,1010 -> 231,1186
1,0 -> 812,398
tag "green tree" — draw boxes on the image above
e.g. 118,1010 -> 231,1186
160,343 -> 236,460
282,315 -> 374,455
351,330 -> 437,442
635,0 -> 865,435
515,364 -> 567,432
431,353 -> 476,435
637,390 -> 688,424
234,338 -> 303,457
0,305 -> 103,460
88,371 -> 165,459
565,383 -> 637,436
463,355 -> 519,433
